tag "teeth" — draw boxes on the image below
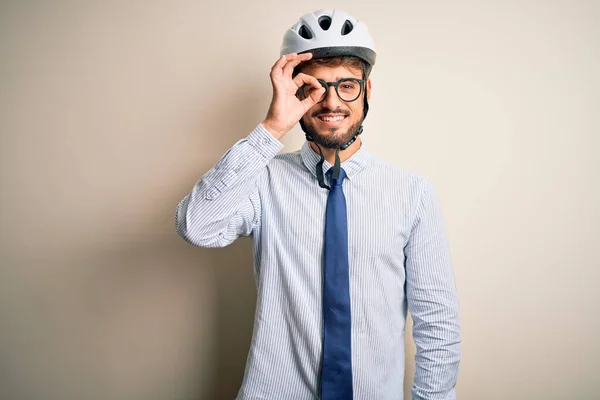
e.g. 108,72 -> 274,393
320,116 -> 345,122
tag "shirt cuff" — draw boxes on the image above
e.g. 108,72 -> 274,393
247,123 -> 284,160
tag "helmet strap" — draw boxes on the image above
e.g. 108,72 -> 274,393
302,124 -> 363,191
309,135 -> 332,190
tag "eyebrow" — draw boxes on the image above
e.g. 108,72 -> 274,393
317,76 -> 359,81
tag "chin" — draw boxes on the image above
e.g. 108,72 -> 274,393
311,128 -> 355,149
301,115 -> 362,149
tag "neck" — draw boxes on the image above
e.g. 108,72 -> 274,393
309,138 -> 362,165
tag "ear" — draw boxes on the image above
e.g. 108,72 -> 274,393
366,78 -> 372,101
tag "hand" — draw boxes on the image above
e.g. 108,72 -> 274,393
261,52 -> 325,139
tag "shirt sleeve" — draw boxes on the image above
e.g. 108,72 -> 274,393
175,123 -> 283,248
404,178 -> 462,400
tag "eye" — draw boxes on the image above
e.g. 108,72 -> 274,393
339,81 -> 358,91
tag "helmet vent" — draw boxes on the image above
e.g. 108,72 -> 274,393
299,25 -> 313,39
318,16 -> 332,30
341,20 -> 354,35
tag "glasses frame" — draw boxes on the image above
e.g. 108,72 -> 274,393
299,78 -> 366,103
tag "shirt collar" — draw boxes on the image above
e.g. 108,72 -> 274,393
300,140 -> 373,181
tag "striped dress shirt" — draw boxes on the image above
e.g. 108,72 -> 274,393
175,123 -> 461,400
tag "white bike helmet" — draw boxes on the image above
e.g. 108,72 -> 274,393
280,9 -> 377,188
280,9 -> 377,77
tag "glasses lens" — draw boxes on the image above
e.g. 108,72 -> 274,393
337,79 -> 362,102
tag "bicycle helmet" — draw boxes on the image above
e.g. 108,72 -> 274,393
280,9 -> 377,189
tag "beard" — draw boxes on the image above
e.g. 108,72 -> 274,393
299,113 -> 364,149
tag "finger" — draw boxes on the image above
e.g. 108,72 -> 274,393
292,72 -> 321,90
294,73 -> 325,106
282,52 -> 313,77
301,86 -> 325,107
271,52 -> 299,71
270,54 -> 288,78
271,54 -> 298,80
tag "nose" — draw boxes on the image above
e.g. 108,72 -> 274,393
322,85 -> 342,109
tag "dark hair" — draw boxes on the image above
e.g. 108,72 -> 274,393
293,55 -> 368,79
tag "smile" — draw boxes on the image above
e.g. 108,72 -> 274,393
317,115 -> 347,124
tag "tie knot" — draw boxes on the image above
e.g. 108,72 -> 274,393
327,167 -> 347,187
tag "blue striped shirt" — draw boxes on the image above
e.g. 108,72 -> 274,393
175,123 -> 461,399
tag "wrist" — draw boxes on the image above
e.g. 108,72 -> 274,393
260,119 -> 286,140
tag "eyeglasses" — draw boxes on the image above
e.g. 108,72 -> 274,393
299,78 -> 365,103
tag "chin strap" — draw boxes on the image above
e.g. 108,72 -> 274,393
307,125 -> 363,191
314,144 -> 331,190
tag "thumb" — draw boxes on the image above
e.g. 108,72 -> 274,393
300,87 -> 325,108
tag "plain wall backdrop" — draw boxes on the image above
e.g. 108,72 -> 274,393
1,1 -> 598,399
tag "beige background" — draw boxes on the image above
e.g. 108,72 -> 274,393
1,1 -> 598,399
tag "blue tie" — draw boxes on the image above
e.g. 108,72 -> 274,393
321,167 -> 353,400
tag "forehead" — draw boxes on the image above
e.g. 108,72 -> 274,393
300,64 -> 363,80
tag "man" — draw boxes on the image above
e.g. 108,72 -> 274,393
176,9 -> 461,400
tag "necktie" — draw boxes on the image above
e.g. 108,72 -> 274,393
321,167 -> 353,399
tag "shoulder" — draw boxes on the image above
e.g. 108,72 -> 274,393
366,153 -> 433,194
266,149 -> 303,173
272,149 -> 301,163
256,149 -> 305,185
